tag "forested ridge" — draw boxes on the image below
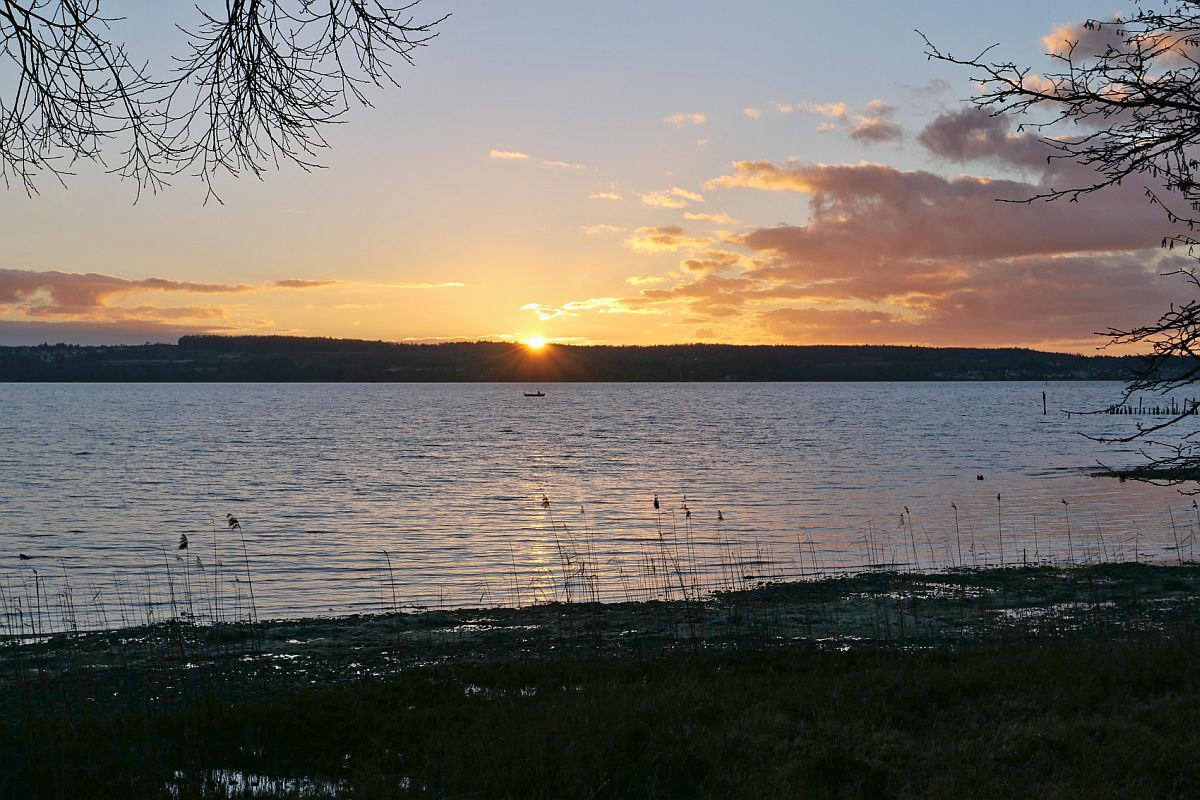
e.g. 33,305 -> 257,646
0,336 -> 1152,382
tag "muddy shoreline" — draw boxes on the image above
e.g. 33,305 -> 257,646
4,562 -> 1199,798
4,562 -> 1198,714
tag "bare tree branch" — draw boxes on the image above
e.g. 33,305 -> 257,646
925,1 -> 1200,486
0,0 -> 445,199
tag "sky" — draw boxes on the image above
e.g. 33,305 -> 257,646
0,1 -> 1186,351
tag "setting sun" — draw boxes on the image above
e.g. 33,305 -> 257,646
525,336 -> 548,350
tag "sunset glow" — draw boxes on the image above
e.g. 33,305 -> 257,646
525,336 -> 548,350
0,1 -> 1157,353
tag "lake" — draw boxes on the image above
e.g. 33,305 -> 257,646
0,381 -> 1195,627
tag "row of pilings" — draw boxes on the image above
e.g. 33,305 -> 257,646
1105,397 -> 1200,415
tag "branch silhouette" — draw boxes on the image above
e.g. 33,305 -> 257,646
925,4 -> 1200,486
0,0 -> 445,199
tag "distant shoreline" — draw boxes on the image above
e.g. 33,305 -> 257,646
0,336 -> 1156,382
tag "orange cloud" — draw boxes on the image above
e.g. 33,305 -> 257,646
372,282 -> 464,289
520,302 -> 566,321
640,193 -> 688,209
641,186 -> 704,208
270,279 -> 343,289
680,250 -> 742,275
683,211 -> 736,224
489,149 -> 529,160
624,225 -> 709,253
490,149 -> 588,170
581,224 -> 623,236
521,297 -> 655,322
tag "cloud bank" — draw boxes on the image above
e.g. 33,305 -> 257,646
541,105 -> 1186,349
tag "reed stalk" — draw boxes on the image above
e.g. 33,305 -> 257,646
1169,506 -> 1183,567
952,503 -> 963,569
238,526 -> 258,626
1062,500 -> 1074,566
996,494 -> 1005,567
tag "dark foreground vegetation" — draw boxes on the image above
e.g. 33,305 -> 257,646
2,563 -> 1199,798
7,642 -> 1199,799
0,336 -> 1155,381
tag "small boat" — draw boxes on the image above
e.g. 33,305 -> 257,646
524,390 -> 545,397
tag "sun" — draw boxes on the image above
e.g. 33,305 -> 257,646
525,336 -> 548,350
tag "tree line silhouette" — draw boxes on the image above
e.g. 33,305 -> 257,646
0,336 -> 1156,382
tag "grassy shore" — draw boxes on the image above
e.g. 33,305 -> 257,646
3,563 -> 1199,798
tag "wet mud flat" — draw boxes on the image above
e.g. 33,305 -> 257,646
3,563 -> 1199,799
3,563 -> 1199,712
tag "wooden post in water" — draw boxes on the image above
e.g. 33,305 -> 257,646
1042,391 -> 1047,415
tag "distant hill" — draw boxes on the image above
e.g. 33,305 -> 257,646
0,336 -> 1154,382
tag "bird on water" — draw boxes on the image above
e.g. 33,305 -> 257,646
653,494 -> 660,510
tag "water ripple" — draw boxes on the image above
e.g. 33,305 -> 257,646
0,381 -> 1195,621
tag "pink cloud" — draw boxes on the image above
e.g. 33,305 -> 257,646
0,269 -> 250,315
916,108 -> 1053,172
581,108 -> 1187,347
849,100 -> 904,144
1042,18 -> 1131,59
716,158 -> 1168,263
755,253 -> 1184,347
0,269 -> 344,329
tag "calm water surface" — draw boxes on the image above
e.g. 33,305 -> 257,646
0,382 -> 1195,624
